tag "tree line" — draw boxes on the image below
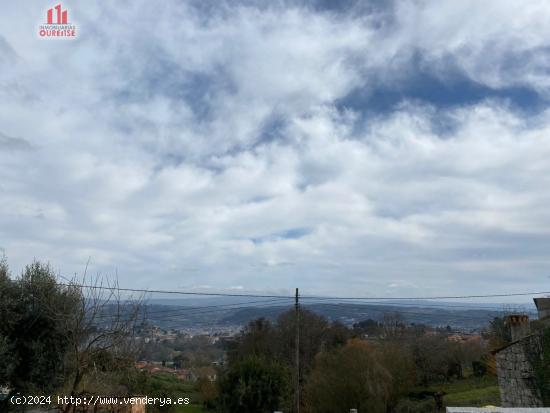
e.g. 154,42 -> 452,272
216,308 -> 490,412
0,257 -> 507,413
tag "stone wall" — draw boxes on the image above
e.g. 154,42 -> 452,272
496,335 -> 543,407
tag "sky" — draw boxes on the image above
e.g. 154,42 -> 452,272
2,0 -> 550,300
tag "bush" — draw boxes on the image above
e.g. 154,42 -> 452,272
218,356 -> 289,413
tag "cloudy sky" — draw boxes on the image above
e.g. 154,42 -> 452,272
2,0 -> 550,299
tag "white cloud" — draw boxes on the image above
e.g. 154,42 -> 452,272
1,1 -> 550,299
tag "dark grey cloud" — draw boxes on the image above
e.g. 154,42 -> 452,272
0,132 -> 31,151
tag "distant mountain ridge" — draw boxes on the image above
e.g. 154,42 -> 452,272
142,300 -> 537,331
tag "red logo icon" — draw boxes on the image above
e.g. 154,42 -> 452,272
39,3 -> 77,38
46,4 -> 68,24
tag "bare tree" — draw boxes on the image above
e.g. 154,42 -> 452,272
49,274 -> 145,413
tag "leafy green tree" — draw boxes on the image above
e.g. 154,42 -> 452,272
172,353 -> 190,369
0,260 -> 80,396
229,309 -> 351,375
228,318 -> 276,363
226,309 -> 352,411
218,356 -> 289,413
0,258 -> 17,388
353,319 -> 383,337
172,334 -> 223,367
529,328 -> 550,406
274,308 -> 351,374
0,257 -> 145,413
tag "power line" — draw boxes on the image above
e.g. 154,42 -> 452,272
100,300 -> 536,333
93,299 -> 538,334
59,282 -> 550,301
94,301 -> 523,334
151,299 -> 514,322
98,296 -> 532,322
58,283 -> 291,298
95,298 -> 531,324
69,282 -> 538,328
97,301 -> 529,328
89,300 -> 525,327
131,299 -> 528,330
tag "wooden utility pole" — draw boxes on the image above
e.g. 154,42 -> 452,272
295,287 -> 300,413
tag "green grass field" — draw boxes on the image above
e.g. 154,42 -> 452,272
163,372 -> 500,412
421,376 -> 500,408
